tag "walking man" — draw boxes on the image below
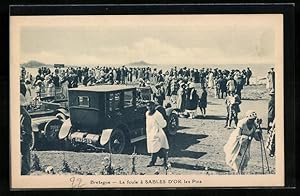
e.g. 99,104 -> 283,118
145,101 -> 169,168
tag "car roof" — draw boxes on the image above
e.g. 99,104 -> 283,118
68,85 -> 136,92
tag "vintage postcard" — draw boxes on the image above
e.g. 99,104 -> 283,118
10,13 -> 284,189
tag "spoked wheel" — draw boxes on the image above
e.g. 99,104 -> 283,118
44,119 -> 64,145
108,128 -> 127,154
167,113 -> 179,136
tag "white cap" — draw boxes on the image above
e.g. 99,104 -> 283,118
246,110 -> 257,120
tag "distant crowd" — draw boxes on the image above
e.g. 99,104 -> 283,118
19,64 -> 276,175
20,65 -> 256,98
20,65 -> 275,119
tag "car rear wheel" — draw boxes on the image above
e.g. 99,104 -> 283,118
167,113 -> 179,136
108,128 -> 127,154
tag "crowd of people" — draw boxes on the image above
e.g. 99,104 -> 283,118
19,64 -> 276,175
20,65 -> 254,113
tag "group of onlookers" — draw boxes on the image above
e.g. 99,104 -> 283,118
20,64 -> 277,175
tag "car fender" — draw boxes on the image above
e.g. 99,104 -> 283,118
58,118 -> 72,139
56,108 -> 69,118
31,116 -> 57,133
31,122 -> 40,133
100,129 -> 113,146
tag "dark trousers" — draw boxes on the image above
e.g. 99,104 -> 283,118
226,110 -> 238,127
21,143 -> 31,175
150,148 -> 168,165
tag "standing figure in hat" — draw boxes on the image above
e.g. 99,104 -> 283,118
199,86 -> 208,118
223,110 -> 262,174
33,80 -> 43,108
268,89 -> 275,133
153,83 -> 165,106
245,67 -> 252,86
20,83 -> 33,175
225,92 -> 241,129
145,101 -> 169,168
176,82 -> 186,117
267,68 -> 275,91
185,82 -> 199,119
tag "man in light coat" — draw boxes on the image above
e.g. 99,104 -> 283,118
145,101 -> 169,168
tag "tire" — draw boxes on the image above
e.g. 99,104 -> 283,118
44,119 -> 64,145
167,113 -> 179,136
108,128 -> 127,154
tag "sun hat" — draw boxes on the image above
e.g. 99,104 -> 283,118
246,110 -> 257,120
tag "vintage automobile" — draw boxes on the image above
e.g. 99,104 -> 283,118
29,89 -> 69,150
57,85 -> 179,154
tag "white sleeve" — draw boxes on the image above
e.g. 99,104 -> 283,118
155,111 -> 167,128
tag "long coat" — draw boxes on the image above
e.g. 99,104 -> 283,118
185,88 -> 199,110
146,110 -> 169,153
199,90 -> 207,109
223,118 -> 260,173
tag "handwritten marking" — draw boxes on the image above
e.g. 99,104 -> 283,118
70,177 -> 85,188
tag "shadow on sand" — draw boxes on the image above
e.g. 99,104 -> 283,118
177,126 -> 193,131
170,162 -> 230,172
167,132 -> 208,159
133,132 -> 208,159
194,115 -> 226,120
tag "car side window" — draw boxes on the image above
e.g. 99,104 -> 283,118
78,96 -> 90,107
108,92 -> 121,111
124,90 -> 133,108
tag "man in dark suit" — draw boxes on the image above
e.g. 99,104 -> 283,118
20,82 -> 33,175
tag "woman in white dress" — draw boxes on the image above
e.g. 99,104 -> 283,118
145,101 -> 169,168
224,110 -> 262,174
207,71 -> 214,89
176,82 -> 186,116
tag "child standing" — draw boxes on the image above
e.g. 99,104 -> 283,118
225,92 -> 241,128
199,87 -> 208,118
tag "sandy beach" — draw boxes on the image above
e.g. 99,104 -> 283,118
30,84 -> 275,176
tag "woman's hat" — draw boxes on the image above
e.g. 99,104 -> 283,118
246,110 -> 257,120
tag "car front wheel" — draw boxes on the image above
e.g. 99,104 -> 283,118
108,128 -> 127,154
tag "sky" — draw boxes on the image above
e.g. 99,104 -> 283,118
18,15 -> 281,66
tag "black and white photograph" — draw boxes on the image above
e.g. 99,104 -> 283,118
10,12 -> 285,188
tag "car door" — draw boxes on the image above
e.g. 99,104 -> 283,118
122,90 -> 146,142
